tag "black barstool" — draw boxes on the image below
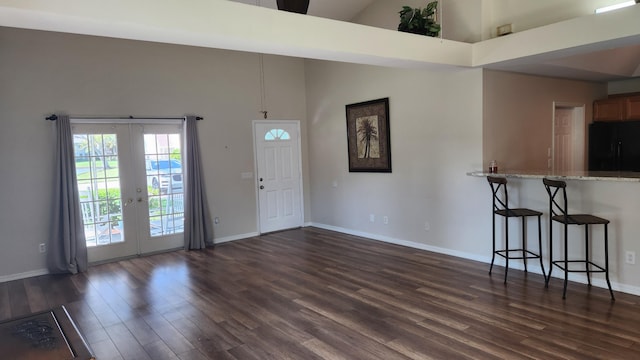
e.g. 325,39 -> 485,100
487,176 -> 545,284
542,178 -> 615,300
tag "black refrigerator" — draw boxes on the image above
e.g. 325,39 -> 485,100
589,120 -> 640,171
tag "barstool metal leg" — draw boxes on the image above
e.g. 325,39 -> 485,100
604,224 -> 615,301
585,225 -> 592,287
537,215 -> 546,283
504,214 -> 509,284
490,212 -> 496,275
563,224 -> 569,300
522,217 -> 528,272
546,220 -> 553,288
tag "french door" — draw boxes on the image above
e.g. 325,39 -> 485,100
72,122 -> 185,263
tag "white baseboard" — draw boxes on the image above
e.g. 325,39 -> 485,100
213,231 -> 260,244
0,268 -> 49,283
308,222 -> 640,297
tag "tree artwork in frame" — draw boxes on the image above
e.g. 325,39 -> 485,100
345,97 -> 391,172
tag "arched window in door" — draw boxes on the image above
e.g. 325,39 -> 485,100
264,128 -> 290,141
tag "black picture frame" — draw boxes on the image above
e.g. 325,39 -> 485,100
345,97 -> 391,172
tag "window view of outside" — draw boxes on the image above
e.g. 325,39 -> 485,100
265,128 -> 290,141
145,134 -> 184,237
74,134 -> 123,247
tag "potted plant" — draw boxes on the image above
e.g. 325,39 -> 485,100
277,0 -> 310,14
398,1 -> 441,37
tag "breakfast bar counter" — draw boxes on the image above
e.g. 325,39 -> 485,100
466,168 -> 640,295
467,170 -> 640,182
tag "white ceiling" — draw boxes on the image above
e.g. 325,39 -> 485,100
231,0 -> 640,82
1,0 -> 638,83
483,43 -> 640,82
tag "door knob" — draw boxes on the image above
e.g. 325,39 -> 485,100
259,185 -> 264,190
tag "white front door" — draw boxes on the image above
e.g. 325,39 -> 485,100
254,121 -> 303,233
72,122 -> 184,263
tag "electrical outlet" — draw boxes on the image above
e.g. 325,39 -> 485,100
383,216 -> 389,225
39,243 -> 46,253
424,222 -> 430,231
625,251 -> 636,265
369,214 -> 375,223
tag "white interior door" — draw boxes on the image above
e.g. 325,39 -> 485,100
554,108 -> 574,171
254,121 -> 303,233
553,104 -> 585,172
72,122 -> 184,263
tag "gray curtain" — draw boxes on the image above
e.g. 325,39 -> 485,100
184,115 -> 214,249
49,115 -> 88,273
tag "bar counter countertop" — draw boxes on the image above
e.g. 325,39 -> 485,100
467,170 -> 640,182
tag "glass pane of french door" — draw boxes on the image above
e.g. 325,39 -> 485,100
75,133 -> 124,247
72,122 -> 184,263
135,124 -> 185,254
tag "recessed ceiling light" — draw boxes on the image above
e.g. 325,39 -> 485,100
595,1 -> 636,14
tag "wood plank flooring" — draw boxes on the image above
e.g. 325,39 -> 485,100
2,227 -> 640,359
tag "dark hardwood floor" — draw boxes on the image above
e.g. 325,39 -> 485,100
2,227 -> 640,359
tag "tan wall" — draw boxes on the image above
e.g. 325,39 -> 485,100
0,27 -> 309,278
482,70 -> 607,172
609,78 -> 640,95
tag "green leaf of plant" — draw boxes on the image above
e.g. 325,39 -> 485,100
398,3 -> 439,37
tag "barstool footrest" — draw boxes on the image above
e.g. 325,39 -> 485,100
551,260 -> 607,273
495,249 -> 541,260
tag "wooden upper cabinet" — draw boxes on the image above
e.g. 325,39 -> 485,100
593,98 -> 624,121
625,95 -> 640,120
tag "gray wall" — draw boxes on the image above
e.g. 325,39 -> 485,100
305,60 -> 489,257
0,27 -> 309,279
3,26 -> 640,295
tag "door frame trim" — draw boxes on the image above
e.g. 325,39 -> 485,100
252,120 -> 304,234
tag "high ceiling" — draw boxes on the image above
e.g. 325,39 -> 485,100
483,42 -> 640,83
1,0 -> 638,83
230,0 -> 640,82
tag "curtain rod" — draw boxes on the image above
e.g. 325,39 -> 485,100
45,114 -> 203,121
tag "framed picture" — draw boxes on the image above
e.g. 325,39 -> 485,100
345,97 -> 391,172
